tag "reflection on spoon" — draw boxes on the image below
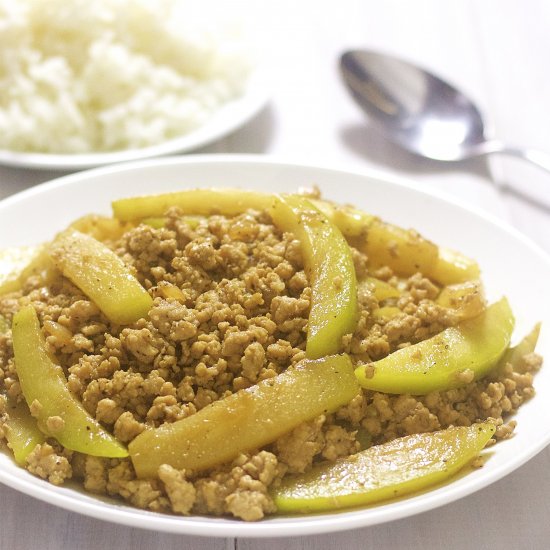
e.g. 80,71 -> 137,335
340,49 -> 550,174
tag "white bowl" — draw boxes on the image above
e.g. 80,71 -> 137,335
1,155 -> 549,538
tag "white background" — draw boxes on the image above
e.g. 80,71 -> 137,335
1,1 -> 550,548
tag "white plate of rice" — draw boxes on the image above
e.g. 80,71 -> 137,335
0,0 -> 269,170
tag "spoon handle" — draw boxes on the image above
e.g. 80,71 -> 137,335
482,141 -> 550,174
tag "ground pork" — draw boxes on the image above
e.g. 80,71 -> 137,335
158,464 -> 196,515
337,356 -> 542,445
25,443 -> 72,485
0,205 -> 543,521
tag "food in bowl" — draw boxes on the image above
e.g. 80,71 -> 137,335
0,188 -> 543,521
0,0 -> 252,154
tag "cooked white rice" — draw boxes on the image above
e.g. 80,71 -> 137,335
0,0 -> 252,153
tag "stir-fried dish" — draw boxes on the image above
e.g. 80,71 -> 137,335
0,188 -> 543,521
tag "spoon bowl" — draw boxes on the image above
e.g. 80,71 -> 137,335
340,49 -> 550,171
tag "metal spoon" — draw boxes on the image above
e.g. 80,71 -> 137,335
340,49 -> 550,172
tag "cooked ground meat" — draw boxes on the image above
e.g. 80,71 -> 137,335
0,204 -> 543,521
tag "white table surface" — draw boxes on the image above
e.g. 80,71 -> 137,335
1,1 -> 550,548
